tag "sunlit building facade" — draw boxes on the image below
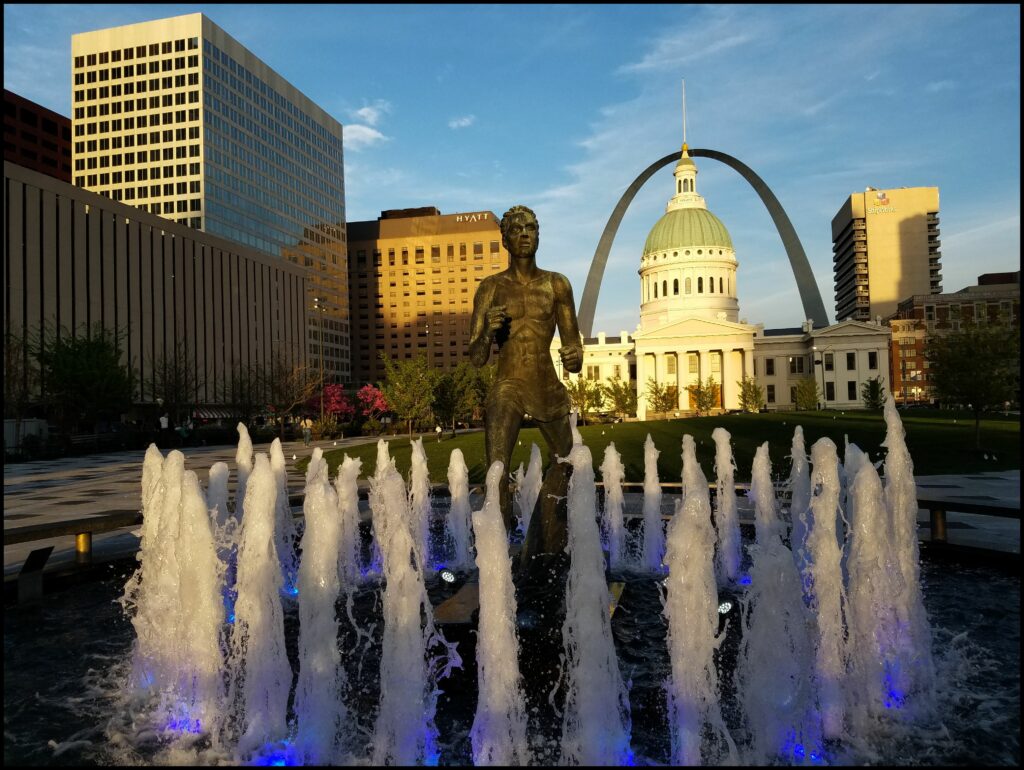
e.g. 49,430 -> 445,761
70,13 -> 349,381
346,207 -> 510,385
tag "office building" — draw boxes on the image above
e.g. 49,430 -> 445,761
346,207 -> 510,385
4,89 -> 73,181
832,186 -> 941,323
70,13 -> 349,381
887,271 -> 1019,404
4,160 -> 308,411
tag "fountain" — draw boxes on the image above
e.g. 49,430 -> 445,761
26,395 -> 991,766
641,433 -> 664,571
711,427 -> 742,585
513,443 -> 543,539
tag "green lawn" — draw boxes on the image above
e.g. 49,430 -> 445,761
310,410 -> 1019,485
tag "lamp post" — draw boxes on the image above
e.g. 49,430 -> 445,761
812,344 -> 831,410
313,296 -> 325,423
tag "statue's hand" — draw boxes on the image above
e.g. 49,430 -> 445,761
486,305 -> 509,333
559,344 -> 582,371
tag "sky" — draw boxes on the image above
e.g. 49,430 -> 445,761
4,3 -> 1020,333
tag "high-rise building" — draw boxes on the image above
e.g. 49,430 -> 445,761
346,207 -> 510,385
70,13 -> 349,381
4,89 -> 73,181
831,186 -> 941,323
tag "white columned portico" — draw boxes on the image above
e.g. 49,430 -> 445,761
743,348 -> 754,380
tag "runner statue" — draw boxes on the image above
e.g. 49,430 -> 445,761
468,204 -> 583,568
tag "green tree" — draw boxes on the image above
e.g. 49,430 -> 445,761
39,323 -> 135,435
737,375 -> 765,413
602,376 -> 637,419
380,353 -> 441,437
645,378 -> 679,413
432,371 -> 462,435
860,375 -> 886,410
794,376 -> 820,411
928,323 -> 1020,448
265,349 -> 320,437
565,376 -> 604,425
687,376 -> 719,416
470,361 -> 498,422
4,326 -> 42,453
147,339 -> 202,428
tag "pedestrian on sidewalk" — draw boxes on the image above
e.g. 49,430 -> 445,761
300,415 -> 314,447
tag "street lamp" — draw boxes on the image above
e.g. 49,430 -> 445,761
313,296 -> 325,422
812,344 -> 830,410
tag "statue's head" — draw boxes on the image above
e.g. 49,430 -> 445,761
500,205 -> 539,257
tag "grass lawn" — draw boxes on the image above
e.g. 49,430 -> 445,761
310,409 -> 1019,485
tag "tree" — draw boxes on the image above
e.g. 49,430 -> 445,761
602,376 -> 637,419
265,350 -> 320,437
471,361 -> 498,422
645,378 -> 679,413
4,326 -> 41,451
220,358 -> 265,426
794,376 -> 820,411
687,376 -> 719,416
565,376 -> 604,425
356,383 -> 389,435
147,339 -> 202,427
927,323 -> 1020,448
38,323 -> 135,435
380,353 -> 440,437
432,360 -> 479,435
737,376 -> 765,413
861,375 -> 886,410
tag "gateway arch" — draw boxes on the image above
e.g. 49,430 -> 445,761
576,148 -> 829,337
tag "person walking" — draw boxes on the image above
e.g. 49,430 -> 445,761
300,415 -> 314,447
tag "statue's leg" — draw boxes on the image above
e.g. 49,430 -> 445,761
520,416 -> 574,565
484,398 -> 522,533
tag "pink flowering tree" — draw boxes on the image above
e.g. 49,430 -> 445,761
307,383 -> 355,421
357,383 -> 389,424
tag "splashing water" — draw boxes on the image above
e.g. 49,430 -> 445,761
665,435 -> 737,766
806,438 -> 849,739
447,448 -> 475,571
560,443 -> 633,766
788,426 -> 813,587
409,437 -> 433,571
226,453 -> 292,757
515,444 -> 543,539
711,428 -> 742,585
470,461 -> 530,766
207,462 -> 230,530
293,450 -> 349,764
270,440 -> 299,596
371,450 -> 462,764
736,442 -> 819,764
641,434 -> 664,572
569,410 -> 583,446
600,442 -> 627,571
334,454 -> 364,585
234,423 -> 254,516
882,397 -> 937,717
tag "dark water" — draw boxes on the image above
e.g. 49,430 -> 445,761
4,545 -> 1019,766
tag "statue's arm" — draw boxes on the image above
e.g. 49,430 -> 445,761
553,273 -> 583,374
468,279 -> 498,367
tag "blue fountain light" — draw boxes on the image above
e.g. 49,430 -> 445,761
738,573 -> 753,586
440,568 -> 456,584
164,716 -> 202,734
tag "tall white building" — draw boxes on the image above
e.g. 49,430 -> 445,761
71,13 -> 350,381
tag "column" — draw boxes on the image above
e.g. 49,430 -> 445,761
721,349 -> 734,409
675,351 -> 685,410
635,350 -> 648,419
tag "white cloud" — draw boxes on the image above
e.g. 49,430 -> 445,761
448,115 -> 476,130
352,99 -> 392,126
343,124 -> 389,151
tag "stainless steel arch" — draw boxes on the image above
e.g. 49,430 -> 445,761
577,148 -> 829,337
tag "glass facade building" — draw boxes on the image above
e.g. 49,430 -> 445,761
71,13 -> 349,381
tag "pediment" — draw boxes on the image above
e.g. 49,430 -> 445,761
633,316 -> 757,341
814,320 -> 890,339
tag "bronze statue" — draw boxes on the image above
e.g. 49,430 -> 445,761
469,205 -> 583,565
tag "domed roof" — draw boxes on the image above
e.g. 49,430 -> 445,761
643,207 -> 733,254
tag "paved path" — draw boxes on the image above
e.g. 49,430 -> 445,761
4,439 -> 1018,578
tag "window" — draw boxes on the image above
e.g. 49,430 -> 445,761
765,357 -> 775,376
846,352 -> 856,370
688,354 -> 698,374
685,277 -> 691,294
824,352 -> 834,372
673,279 -> 679,295
586,365 -> 601,380
719,277 -> 723,294
825,382 -> 835,401
667,356 -> 676,375
767,384 -> 776,403
708,275 -> 714,293
848,381 -> 857,400
924,304 -> 936,321
662,280 -> 667,297
697,277 -> 703,293
868,351 -> 878,370
789,356 -> 806,374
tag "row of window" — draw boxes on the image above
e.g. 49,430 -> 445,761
765,381 -> 860,404
759,351 -> 878,376
73,55 -> 199,86
74,38 -> 199,70
647,274 -> 730,300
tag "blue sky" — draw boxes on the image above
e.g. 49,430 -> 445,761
4,4 -> 1020,332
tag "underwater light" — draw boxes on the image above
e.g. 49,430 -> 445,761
717,600 -> 733,614
440,568 -> 456,583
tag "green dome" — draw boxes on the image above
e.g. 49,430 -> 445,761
643,207 -> 733,254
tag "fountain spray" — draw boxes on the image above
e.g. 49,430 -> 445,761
447,448 -> 475,571
711,427 -> 742,585
600,442 -> 627,571
334,454 -> 364,585
641,434 -> 664,572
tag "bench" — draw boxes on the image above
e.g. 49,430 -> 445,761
915,497 -> 1020,543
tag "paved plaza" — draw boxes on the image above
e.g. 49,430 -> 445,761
3,440 -> 1019,581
